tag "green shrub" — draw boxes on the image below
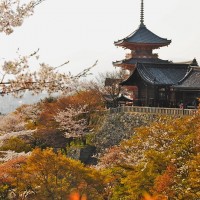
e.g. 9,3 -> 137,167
0,137 -> 32,153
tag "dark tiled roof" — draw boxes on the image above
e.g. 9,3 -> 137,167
174,67 -> 200,90
115,25 -> 171,46
113,57 -> 170,66
121,63 -> 190,86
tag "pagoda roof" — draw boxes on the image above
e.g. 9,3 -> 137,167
174,67 -> 200,90
113,57 -> 170,66
121,63 -> 190,86
114,25 -> 171,48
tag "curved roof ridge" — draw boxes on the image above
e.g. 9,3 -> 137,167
175,60 -> 194,64
119,70 -> 135,86
137,63 -> 156,84
175,58 -> 199,66
178,67 -> 193,84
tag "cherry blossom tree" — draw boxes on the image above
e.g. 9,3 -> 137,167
16,103 -> 42,126
0,48 -> 97,97
0,150 -> 28,162
0,0 -> 96,97
0,112 -> 25,133
0,0 -> 45,35
54,106 -> 87,138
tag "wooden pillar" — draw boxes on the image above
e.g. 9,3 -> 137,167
145,84 -> 148,106
183,92 -> 186,108
155,86 -> 159,107
154,86 -> 156,106
166,86 -> 170,107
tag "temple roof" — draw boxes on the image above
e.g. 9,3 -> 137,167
114,25 -> 171,48
174,58 -> 199,66
174,67 -> 200,90
121,63 -> 190,86
113,57 -> 170,66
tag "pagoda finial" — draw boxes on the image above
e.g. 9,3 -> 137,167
140,0 -> 145,27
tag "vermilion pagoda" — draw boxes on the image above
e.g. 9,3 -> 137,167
113,0 -> 200,108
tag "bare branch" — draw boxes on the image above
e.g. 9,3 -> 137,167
74,60 -> 98,79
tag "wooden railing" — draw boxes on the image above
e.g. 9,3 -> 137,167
108,106 -> 197,116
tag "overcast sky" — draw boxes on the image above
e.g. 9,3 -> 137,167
0,0 -> 200,78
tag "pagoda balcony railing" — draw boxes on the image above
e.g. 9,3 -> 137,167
107,106 -> 197,116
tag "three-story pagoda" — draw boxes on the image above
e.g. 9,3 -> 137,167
113,0 -> 171,72
113,0 -> 200,108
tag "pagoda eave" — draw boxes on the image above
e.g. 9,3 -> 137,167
113,61 -> 123,67
113,61 -> 135,71
115,41 -> 171,50
113,60 -> 134,67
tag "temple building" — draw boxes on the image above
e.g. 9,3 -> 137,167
113,0 -> 200,108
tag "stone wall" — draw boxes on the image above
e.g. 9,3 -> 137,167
92,112 -> 157,153
67,112 -> 160,163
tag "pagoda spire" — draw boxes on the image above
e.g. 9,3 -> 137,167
140,0 -> 145,27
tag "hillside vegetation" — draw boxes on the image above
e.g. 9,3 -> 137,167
0,91 -> 200,199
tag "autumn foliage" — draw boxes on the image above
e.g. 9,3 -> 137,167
98,112 -> 200,199
0,148 -> 106,200
1,98 -> 200,199
1,105 -> 200,199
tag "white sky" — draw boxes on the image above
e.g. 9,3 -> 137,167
0,0 -> 200,78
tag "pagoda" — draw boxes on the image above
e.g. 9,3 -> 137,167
113,0 -> 171,72
113,0 -> 200,108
